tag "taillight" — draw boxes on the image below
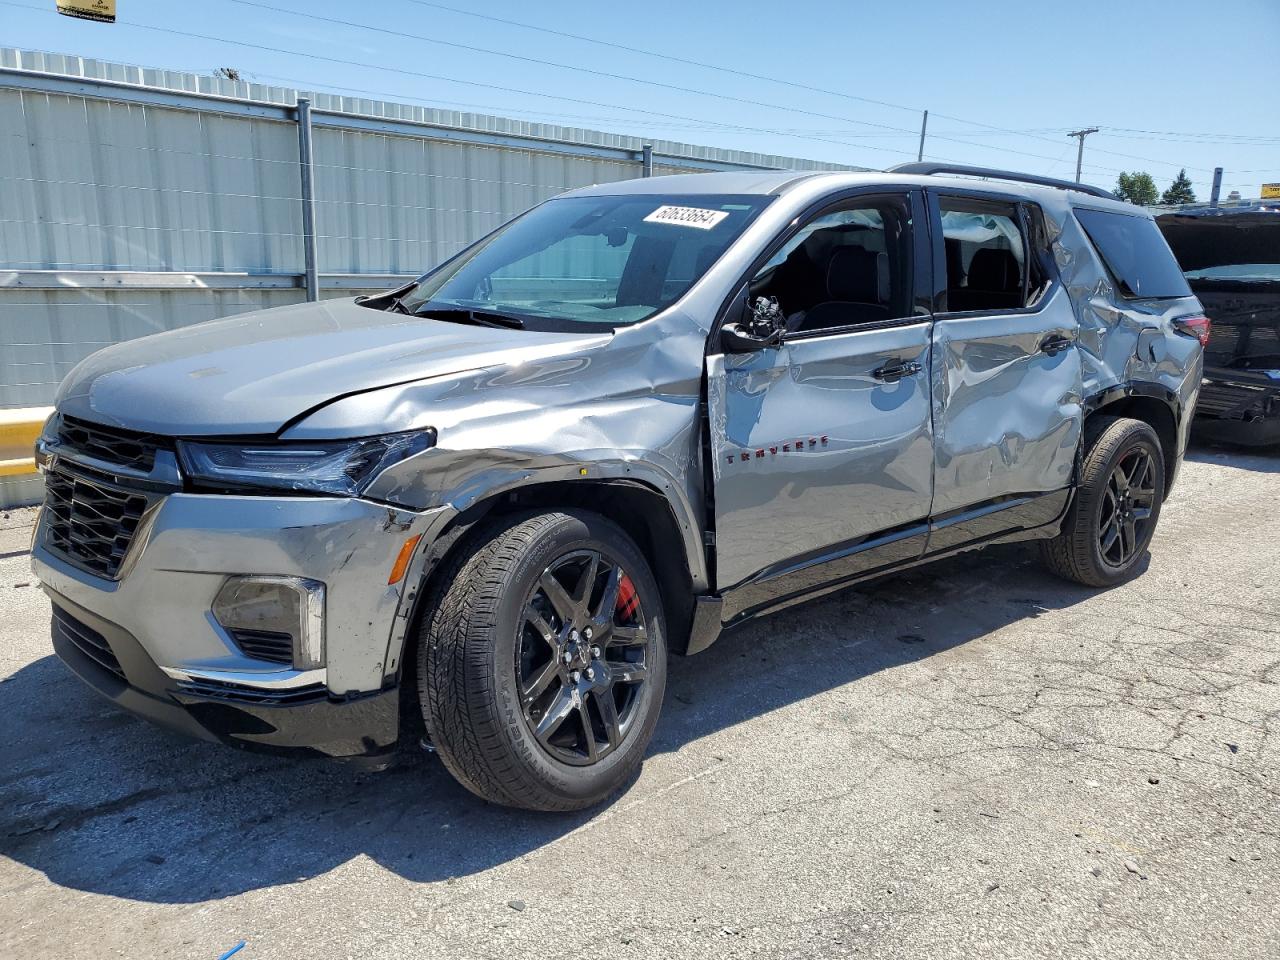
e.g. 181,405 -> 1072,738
1173,314 -> 1211,348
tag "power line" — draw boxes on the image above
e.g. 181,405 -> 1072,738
224,0 -> 931,140
1103,125 -> 1280,142
394,0 -> 1262,177
1083,139 -> 1242,174
248,69 -> 1274,188
397,0 -> 1092,153
1042,142 -> 1077,180
1099,132 -> 1280,146
246,71 -> 832,135
222,0 -> 1113,173
398,0 -> 927,118
329,1 -> 1275,187
4,0 -> 1116,175
0,1 -> 918,161
4,0 -> 1267,190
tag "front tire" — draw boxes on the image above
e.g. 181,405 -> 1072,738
1040,415 -> 1165,588
418,510 -> 667,811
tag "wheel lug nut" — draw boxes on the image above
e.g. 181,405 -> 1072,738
591,645 -> 601,659
583,627 -> 593,640
585,667 -> 595,681
570,670 -> 580,683
563,651 -> 573,664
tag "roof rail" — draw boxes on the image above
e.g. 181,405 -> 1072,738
886,162 -> 1116,201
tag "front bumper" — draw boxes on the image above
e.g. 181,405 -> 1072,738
49,589 -> 401,765
32,482 -> 450,762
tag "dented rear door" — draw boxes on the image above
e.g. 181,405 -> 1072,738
926,191 -> 1083,543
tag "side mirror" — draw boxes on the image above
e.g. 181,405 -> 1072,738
721,296 -> 784,352
721,322 -> 778,353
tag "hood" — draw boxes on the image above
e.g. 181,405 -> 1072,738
55,298 -> 611,436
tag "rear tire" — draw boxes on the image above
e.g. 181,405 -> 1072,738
1040,415 -> 1165,588
417,510 -> 666,811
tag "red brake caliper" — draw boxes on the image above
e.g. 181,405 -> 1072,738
615,573 -> 639,622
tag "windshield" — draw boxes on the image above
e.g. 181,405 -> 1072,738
399,193 -> 773,331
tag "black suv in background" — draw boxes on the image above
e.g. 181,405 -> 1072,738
1158,212 -> 1280,446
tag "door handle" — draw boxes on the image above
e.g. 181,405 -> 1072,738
871,359 -> 922,383
1039,334 -> 1074,356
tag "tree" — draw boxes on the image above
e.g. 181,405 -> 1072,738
1161,169 -> 1197,205
1114,171 -> 1159,206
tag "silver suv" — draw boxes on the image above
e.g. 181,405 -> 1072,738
32,164 -> 1206,810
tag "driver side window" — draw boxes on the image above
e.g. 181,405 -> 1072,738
748,197 -> 913,335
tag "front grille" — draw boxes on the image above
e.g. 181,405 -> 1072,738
58,415 -> 167,472
52,606 -> 125,681
44,468 -> 149,579
230,629 -> 294,666
175,677 -> 326,706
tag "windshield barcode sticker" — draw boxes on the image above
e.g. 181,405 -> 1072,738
643,205 -> 730,230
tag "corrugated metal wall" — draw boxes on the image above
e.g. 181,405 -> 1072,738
0,48 -> 862,506
0,93 -> 304,273
309,128 -> 642,275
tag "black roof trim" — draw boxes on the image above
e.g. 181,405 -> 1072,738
887,162 -> 1116,201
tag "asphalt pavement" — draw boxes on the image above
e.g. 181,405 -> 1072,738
1,444 -> 1277,960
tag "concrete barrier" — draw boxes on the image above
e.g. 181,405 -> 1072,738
0,407 -> 53,477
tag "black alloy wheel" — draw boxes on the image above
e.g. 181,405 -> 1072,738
1097,445 -> 1158,568
418,510 -> 667,811
517,549 -> 652,765
1040,415 -> 1166,588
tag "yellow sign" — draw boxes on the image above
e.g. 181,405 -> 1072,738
55,0 -> 115,22
1262,183 -> 1280,200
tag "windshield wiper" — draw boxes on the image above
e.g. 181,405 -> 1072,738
414,304 -> 526,329
386,295 -> 415,315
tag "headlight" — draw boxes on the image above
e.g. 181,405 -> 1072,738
177,430 -> 435,496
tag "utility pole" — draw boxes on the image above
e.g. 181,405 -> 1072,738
1068,127 -> 1100,183
1209,167 -> 1223,209
917,110 -> 928,162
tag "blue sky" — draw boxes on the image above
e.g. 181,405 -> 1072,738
4,0 -> 1278,197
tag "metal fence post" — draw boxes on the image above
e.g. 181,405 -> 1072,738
641,143 -> 653,178
295,97 -> 319,302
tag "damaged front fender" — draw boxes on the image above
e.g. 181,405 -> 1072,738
281,315 -> 714,596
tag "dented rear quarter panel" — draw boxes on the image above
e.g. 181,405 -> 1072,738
1052,196 -> 1203,459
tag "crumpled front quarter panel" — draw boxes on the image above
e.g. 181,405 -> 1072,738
286,317 -> 713,591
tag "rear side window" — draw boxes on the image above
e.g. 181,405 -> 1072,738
1075,208 -> 1192,299
939,198 -> 1034,313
